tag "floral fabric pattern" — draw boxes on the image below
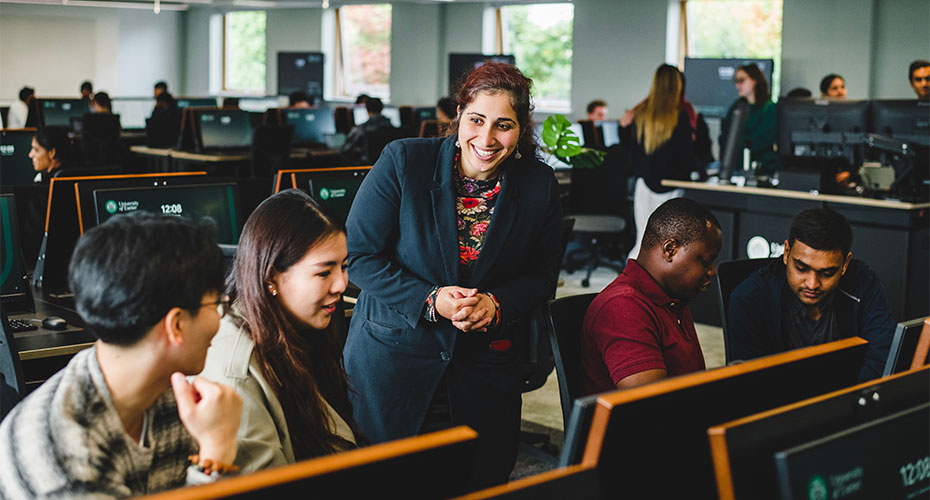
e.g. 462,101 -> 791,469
455,169 -> 501,282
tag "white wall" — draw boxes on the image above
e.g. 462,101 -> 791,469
266,8 -> 324,96
870,0 -> 930,98
389,3 -> 442,105
0,2 -> 181,100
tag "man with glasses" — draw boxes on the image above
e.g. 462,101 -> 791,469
909,60 -> 930,101
0,213 -> 242,498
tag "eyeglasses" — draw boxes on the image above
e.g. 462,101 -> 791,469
734,77 -> 748,84
200,295 -> 231,318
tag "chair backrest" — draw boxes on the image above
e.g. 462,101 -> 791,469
546,292 -> 599,428
250,124 -> 294,179
716,258 -> 776,363
362,126 -> 403,164
333,106 -> 354,134
558,394 -> 600,467
419,119 -> 441,138
145,111 -> 183,148
81,113 -> 122,166
912,318 -> 930,370
0,314 -> 26,420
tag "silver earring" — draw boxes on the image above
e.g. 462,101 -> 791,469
267,283 -> 278,296
455,140 -> 460,148
514,147 -> 522,160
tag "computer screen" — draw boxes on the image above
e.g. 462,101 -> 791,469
448,54 -> 516,93
596,120 -> 620,147
284,108 -> 337,145
0,194 -> 29,301
882,318 -> 927,376
414,107 -> 437,122
683,58 -> 775,117
111,98 -> 156,129
777,98 -> 870,159
277,52 -> 324,99
195,110 -> 254,150
774,403 -> 928,500
0,130 -> 37,187
870,99 -> 930,147
307,170 -> 368,224
176,98 -> 218,109
93,183 -> 240,244
40,99 -> 89,128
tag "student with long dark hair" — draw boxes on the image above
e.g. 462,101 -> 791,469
719,64 -> 777,175
30,126 -> 73,183
199,189 -> 359,472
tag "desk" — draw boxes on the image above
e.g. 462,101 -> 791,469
663,180 -> 929,325
130,146 -> 341,173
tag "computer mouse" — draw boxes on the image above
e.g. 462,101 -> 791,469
42,316 -> 68,331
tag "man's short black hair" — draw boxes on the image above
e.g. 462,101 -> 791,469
93,92 -> 111,111
80,81 -> 93,94
641,198 -> 721,251
154,81 -> 168,92
68,212 -> 225,346
586,99 -> 607,114
366,97 -> 384,114
288,91 -> 311,106
18,86 -> 34,103
788,207 -> 853,255
437,96 -> 456,118
786,87 -> 812,98
909,60 -> 930,81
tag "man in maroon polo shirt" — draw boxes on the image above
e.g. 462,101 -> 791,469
581,198 -> 722,393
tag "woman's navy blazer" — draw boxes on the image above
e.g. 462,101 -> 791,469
343,135 -> 563,443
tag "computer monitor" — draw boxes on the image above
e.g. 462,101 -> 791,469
581,337 -> 868,499
777,98 -> 870,162
0,130 -> 37,187
775,403 -> 928,500
283,108 -> 337,146
870,99 -> 930,147
92,182 -> 240,244
596,120 -> 620,147
414,106 -> 437,123
882,318 -> 928,376
277,52 -> 324,99
176,97 -> 218,108
683,58 -> 775,117
708,367 -> 929,500
0,194 -> 33,313
193,109 -> 254,151
448,53 -> 516,93
307,169 -> 368,224
39,99 -> 89,128
111,98 -> 156,130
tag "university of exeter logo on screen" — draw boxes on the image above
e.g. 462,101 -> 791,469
105,200 -> 118,214
318,188 -> 331,200
808,475 -> 828,500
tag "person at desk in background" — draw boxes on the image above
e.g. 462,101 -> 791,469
909,60 -> 930,101
199,190 -> 360,473
586,99 -> 608,121
6,86 -> 35,129
340,97 -> 395,164
719,64 -> 777,176
343,62 -> 563,489
80,80 -> 94,102
581,198 -> 721,393
91,91 -> 113,114
728,207 -> 895,382
287,91 -> 314,108
819,74 -> 847,99
620,64 -> 695,261
437,95 -> 457,123
221,97 -> 240,111
154,80 -> 169,98
151,91 -> 179,117
30,126 -> 73,183
0,213 -> 243,499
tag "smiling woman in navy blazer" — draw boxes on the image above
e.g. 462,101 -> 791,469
344,63 -> 562,488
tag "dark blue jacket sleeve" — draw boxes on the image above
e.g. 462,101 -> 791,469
727,277 -> 778,362
345,142 -> 434,329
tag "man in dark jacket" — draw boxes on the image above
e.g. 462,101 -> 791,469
728,207 -> 895,382
340,97 -> 396,164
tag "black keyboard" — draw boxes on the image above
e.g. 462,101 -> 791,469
8,318 -> 37,333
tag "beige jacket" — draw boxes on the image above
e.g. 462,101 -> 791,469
199,314 -> 356,473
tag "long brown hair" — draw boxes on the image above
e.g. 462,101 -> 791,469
737,64 -> 771,105
634,64 -> 682,155
228,189 -> 357,459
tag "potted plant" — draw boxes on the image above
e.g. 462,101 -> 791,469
539,114 -> 607,169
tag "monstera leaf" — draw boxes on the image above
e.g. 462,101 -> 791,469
540,114 -> 606,168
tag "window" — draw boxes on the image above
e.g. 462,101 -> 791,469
685,0 -> 783,96
223,11 -> 267,93
335,4 -> 392,99
499,3 -> 574,110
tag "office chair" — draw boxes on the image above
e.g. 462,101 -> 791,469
563,146 -> 630,287
419,120 -> 441,138
0,314 -> 26,420
362,126 -> 404,165
1,106 -> 9,127
333,106 -> 354,135
250,124 -> 294,179
81,113 -> 122,167
145,110 -> 182,149
715,257 -> 776,363
545,292 -> 598,431
398,105 -> 415,133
